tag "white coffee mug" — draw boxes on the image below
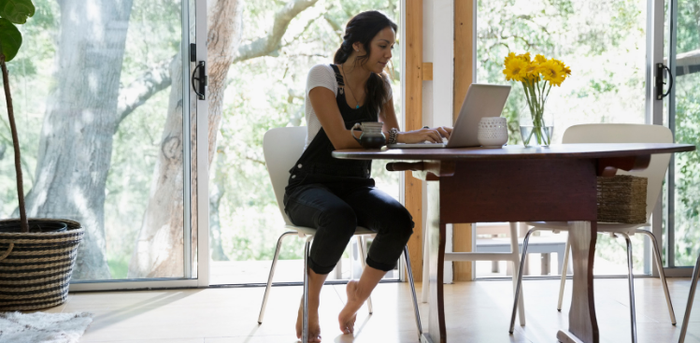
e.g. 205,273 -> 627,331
477,117 -> 508,148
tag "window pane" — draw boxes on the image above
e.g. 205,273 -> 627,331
670,0 -> 700,267
1,0 -> 190,281
477,0 -> 647,142
209,1 -> 402,285
476,0 -> 649,276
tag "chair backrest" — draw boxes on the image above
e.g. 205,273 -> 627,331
562,123 -> 673,222
263,126 -> 307,226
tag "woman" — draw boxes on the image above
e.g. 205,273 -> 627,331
284,10 -> 451,342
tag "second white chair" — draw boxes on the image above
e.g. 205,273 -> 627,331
509,123 -> 677,343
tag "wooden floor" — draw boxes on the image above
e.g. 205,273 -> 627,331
42,278 -> 699,343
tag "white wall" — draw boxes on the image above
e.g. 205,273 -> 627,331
422,0 -> 455,284
423,0 -> 454,128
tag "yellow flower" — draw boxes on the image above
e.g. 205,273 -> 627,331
539,59 -> 566,86
524,62 -> 540,81
503,58 -> 528,82
558,60 -> 572,76
517,53 -> 544,81
504,52 -> 517,65
518,52 -> 531,63
503,52 -> 570,86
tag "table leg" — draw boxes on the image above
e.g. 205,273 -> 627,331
557,221 -> 599,343
422,180 -> 446,343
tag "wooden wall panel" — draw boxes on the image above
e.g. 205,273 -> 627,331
404,0 -> 475,282
404,0 -> 423,281
453,0 -> 475,281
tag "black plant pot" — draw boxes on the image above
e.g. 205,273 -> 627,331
0,218 -> 68,233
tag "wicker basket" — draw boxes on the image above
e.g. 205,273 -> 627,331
596,175 -> 647,224
0,218 -> 84,311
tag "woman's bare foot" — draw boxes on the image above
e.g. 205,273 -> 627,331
296,297 -> 321,342
338,280 -> 363,335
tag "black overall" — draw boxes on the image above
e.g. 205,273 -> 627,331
283,65 -> 414,275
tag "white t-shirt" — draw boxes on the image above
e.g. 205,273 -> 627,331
303,64 -> 393,148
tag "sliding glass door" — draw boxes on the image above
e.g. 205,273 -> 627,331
665,0 -> 700,270
0,0 -> 208,289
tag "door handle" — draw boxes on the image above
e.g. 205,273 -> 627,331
655,63 -> 673,100
191,61 -> 207,100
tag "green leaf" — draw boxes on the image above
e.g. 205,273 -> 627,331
0,18 -> 22,62
0,0 -> 35,24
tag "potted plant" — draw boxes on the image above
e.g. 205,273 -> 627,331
0,0 -> 84,311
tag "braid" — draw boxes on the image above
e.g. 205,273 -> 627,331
333,40 -> 354,64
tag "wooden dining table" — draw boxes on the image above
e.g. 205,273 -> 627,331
333,143 -> 695,343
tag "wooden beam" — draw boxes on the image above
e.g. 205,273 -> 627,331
453,0 -> 475,281
454,1 -> 474,111
422,62 -> 433,80
404,0 -> 423,282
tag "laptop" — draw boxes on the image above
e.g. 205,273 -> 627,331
387,83 -> 511,148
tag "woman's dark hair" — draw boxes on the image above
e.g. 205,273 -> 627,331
334,11 -> 397,117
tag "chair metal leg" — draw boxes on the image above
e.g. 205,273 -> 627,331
357,235 -> 373,314
302,236 -> 312,343
258,231 -> 297,324
404,245 -> 423,338
509,228 -> 537,333
510,259 -> 526,326
421,221 -> 430,303
637,229 -> 676,325
557,235 -> 571,311
679,253 -> 700,343
509,222 -> 525,326
618,233 -> 638,343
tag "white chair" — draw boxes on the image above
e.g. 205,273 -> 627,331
679,252 -> 700,343
258,126 -> 422,342
509,123 -> 677,342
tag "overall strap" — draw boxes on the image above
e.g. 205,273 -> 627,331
331,64 -> 345,88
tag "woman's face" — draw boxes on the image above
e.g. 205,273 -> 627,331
355,26 -> 395,74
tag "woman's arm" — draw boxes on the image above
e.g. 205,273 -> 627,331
308,87 -> 363,150
379,97 -> 452,143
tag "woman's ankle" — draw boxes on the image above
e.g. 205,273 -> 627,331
353,266 -> 386,301
300,295 -> 321,310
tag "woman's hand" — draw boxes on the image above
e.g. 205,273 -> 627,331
398,126 -> 453,144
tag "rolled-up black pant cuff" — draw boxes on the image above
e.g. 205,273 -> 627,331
308,255 -> 397,274
308,256 -> 336,275
366,255 -> 396,272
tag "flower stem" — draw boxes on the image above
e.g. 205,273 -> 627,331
520,79 -> 551,146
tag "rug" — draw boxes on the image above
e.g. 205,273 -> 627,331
0,311 -> 94,343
